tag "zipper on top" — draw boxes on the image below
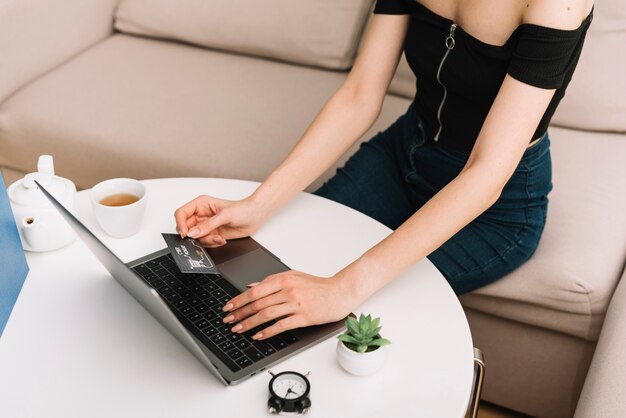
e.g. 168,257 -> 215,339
434,23 -> 457,141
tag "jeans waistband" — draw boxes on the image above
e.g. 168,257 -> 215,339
520,132 -> 550,164
405,102 -> 550,164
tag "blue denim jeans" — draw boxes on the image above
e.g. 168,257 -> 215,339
314,103 -> 552,295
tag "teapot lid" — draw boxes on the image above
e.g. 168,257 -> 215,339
8,156 -> 73,207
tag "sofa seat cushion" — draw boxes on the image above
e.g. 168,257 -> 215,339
115,0 -> 374,70
461,127 -> 626,341
0,34 -> 410,191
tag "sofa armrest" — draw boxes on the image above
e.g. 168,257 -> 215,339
574,262 -> 626,417
0,0 -> 119,104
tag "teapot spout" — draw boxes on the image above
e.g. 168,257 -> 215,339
21,216 -> 50,251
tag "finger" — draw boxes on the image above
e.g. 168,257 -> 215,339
252,315 -> 304,340
186,215 -> 199,230
222,274 -> 285,312
174,197 -> 205,237
197,234 -> 226,247
223,292 -> 289,324
178,215 -> 200,238
230,303 -> 295,334
188,215 -> 220,238
187,210 -> 231,239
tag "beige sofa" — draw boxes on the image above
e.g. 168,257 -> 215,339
1,1 -> 624,417
574,265 -> 626,417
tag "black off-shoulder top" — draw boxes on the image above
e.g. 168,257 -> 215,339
373,0 -> 593,152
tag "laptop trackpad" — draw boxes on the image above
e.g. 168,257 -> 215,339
218,249 -> 289,291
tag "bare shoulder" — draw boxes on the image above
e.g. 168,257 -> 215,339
522,0 -> 594,29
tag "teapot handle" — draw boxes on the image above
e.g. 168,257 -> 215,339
23,155 -> 55,189
37,155 -> 55,183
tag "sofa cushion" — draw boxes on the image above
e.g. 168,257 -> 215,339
0,34 -> 410,192
0,0 -> 118,103
551,0 -> 626,132
0,167 -> 26,189
574,265 -> 626,418
114,0 -> 374,70
461,126 -> 626,341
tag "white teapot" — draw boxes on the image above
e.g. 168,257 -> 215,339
8,155 -> 77,252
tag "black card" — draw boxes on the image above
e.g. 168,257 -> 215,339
162,233 -> 220,274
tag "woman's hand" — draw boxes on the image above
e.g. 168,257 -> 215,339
174,195 -> 267,247
222,271 -> 355,340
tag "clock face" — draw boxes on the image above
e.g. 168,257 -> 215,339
271,373 -> 308,400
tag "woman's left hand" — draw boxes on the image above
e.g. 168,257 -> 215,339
222,270 -> 354,340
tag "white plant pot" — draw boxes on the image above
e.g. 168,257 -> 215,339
336,340 -> 386,376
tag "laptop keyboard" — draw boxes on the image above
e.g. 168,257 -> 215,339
132,253 -> 299,372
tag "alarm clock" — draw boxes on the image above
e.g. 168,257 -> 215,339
267,371 -> 312,415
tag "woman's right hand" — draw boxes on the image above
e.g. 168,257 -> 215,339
174,195 -> 268,248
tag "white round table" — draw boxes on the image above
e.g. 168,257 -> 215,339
0,178 -> 474,418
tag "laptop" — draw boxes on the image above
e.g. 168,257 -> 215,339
36,181 -> 345,385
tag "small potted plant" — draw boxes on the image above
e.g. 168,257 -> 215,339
336,313 -> 391,376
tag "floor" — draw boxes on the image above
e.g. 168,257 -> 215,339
478,402 -> 530,418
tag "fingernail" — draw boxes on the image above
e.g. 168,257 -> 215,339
223,315 -> 234,323
252,333 -> 263,340
231,324 -> 242,332
212,236 -> 224,244
246,282 -> 260,288
188,228 -> 200,238
222,303 -> 233,312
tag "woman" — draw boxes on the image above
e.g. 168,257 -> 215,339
175,0 -> 594,341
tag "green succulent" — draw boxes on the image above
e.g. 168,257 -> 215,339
337,313 -> 392,353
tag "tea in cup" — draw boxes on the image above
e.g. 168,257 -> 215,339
91,178 -> 147,238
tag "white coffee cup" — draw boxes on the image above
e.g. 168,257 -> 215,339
91,178 -> 147,238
